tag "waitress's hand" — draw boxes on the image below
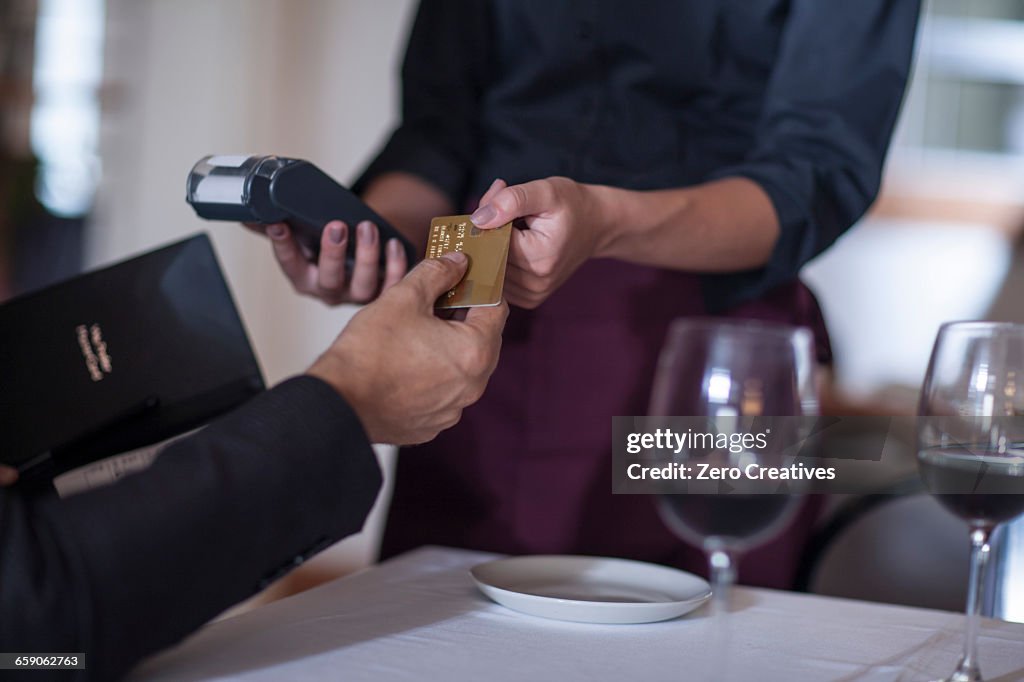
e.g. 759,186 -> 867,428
469,177 -> 610,309
246,220 -> 408,305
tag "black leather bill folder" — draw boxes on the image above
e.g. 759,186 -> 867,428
0,233 -> 265,484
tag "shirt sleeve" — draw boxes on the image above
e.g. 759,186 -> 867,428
0,376 -> 381,682
702,0 -> 921,311
351,0 -> 492,207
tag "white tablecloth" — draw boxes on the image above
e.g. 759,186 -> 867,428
132,547 -> 1024,681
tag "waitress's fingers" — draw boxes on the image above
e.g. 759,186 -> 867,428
506,226 -> 546,272
381,238 -> 409,291
348,221 -> 381,302
477,178 -> 507,209
502,278 -> 543,310
317,221 -> 349,293
505,258 -> 550,288
267,223 -> 317,293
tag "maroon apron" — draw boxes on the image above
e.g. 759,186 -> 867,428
381,259 -> 831,589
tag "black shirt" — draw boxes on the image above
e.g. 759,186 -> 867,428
357,0 -> 921,309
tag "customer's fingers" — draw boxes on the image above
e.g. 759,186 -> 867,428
398,252 -> 469,310
462,299 -> 510,340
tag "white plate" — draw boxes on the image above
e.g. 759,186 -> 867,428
470,555 -> 711,624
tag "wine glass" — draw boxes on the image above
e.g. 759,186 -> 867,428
649,319 -> 818,617
918,321 -> 1024,682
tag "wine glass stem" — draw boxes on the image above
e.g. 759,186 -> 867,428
954,526 -> 993,681
708,546 -> 736,617
707,545 -> 737,682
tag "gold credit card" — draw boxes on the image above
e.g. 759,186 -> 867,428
426,214 -> 511,309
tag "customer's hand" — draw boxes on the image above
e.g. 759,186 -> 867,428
469,177 -> 610,309
308,252 -> 508,444
248,220 -> 408,305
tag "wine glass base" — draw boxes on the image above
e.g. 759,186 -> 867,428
937,659 -> 981,682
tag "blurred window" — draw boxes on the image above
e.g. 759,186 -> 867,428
30,0 -> 104,218
893,0 -> 1024,170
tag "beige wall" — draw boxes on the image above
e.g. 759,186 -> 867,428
91,0 -> 417,573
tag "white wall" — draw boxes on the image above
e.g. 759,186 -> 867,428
802,218 -> 1011,400
92,0 -> 417,572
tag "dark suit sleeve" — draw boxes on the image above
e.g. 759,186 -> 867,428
0,376 -> 382,681
703,0 -> 921,310
351,0 -> 491,206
